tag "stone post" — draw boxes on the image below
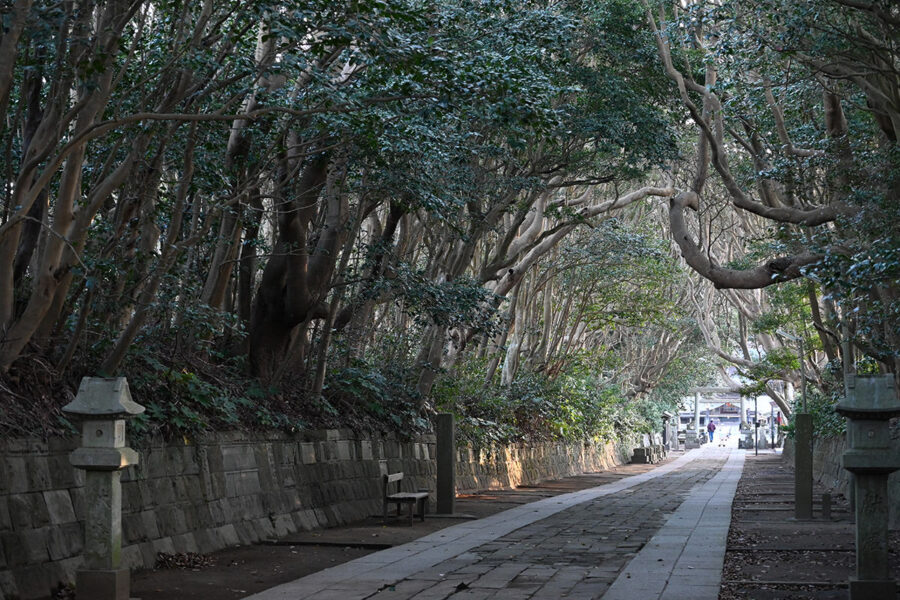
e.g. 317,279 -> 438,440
794,413 -> 813,519
436,413 -> 456,514
835,375 -> 900,600
752,394 -> 758,454
770,404 -> 776,448
63,377 -> 144,600
693,392 -> 701,433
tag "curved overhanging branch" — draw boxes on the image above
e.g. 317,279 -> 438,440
828,0 -> 900,27
641,0 -> 857,227
763,79 -> 824,159
669,191 -> 820,289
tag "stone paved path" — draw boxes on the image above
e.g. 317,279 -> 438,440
604,448 -> 743,600
245,446 -> 741,600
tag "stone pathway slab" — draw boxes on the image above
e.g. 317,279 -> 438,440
244,447 -> 741,600
604,448 -> 743,600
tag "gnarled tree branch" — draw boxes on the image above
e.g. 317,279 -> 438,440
669,191 -> 821,289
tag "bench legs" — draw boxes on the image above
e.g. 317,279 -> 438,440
381,500 -> 406,524
407,498 -> 427,525
383,498 -> 428,525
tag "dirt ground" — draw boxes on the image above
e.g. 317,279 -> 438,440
720,451 -> 899,600
123,461 -> 664,600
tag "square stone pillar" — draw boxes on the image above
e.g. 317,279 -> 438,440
83,470 -> 124,569
693,392 -> 701,432
436,413 -> 456,514
794,413 -> 813,519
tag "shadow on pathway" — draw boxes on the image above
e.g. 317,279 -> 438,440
127,456 -> 674,600
244,446 -> 739,600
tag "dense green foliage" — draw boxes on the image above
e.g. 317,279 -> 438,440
0,0 -> 896,443
0,0 -> 698,440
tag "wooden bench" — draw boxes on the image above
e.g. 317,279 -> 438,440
382,472 -> 429,525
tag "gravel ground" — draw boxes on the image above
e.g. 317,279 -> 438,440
719,451 -> 899,600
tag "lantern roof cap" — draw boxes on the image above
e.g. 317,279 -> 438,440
836,375 -> 900,419
62,377 -> 145,418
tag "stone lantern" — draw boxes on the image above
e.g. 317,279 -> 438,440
62,377 -> 144,600
661,411 -> 674,450
835,375 -> 900,600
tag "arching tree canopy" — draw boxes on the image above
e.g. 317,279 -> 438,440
0,0 -> 895,438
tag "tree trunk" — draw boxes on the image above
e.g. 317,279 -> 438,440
238,192 -> 263,331
248,155 -> 332,380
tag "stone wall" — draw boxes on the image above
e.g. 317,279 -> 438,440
0,431 -> 631,599
455,438 -> 633,492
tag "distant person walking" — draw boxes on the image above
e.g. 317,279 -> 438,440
707,420 -> 716,442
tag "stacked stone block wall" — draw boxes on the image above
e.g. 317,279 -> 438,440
0,431 -> 629,599
455,439 -> 634,491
